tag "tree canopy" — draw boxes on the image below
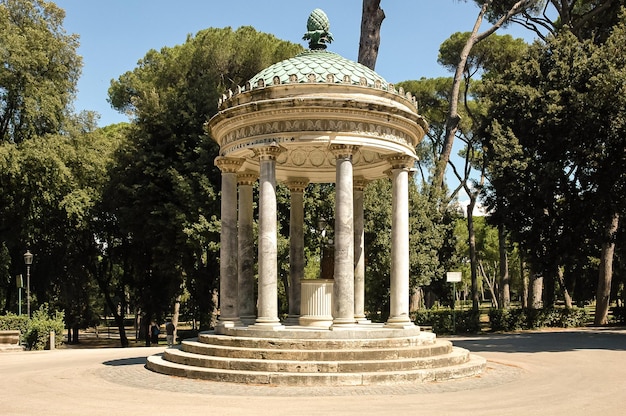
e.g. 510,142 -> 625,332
480,10 -> 626,321
0,0 -> 81,143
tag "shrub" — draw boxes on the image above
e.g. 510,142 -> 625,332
413,309 -> 481,335
558,308 -> 588,328
0,313 -> 30,340
488,308 -> 526,332
611,307 -> 625,324
489,307 -> 588,331
24,304 -> 65,350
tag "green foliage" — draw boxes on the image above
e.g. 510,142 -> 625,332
480,15 -> 626,308
0,115 -> 123,321
488,308 -> 526,332
24,304 -> 65,350
412,309 -> 481,335
438,32 -> 528,78
363,179 -> 451,318
0,0 -> 81,143
105,26 -> 303,326
488,307 -> 588,331
610,306 -> 625,324
0,313 -> 29,336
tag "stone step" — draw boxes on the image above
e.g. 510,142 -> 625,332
197,332 -> 437,349
182,338 -> 453,361
146,353 -> 487,386
163,345 -> 471,373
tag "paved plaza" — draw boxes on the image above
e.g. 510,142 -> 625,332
0,327 -> 625,416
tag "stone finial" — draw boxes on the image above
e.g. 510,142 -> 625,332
303,9 -> 334,50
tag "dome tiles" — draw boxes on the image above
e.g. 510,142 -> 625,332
248,50 -> 390,90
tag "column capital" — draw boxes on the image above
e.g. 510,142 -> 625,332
253,143 -> 285,161
386,154 -> 416,170
215,156 -> 244,173
285,178 -> 309,193
329,144 -> 359,159
353,176 -> 368,191
237,171 -> 258,186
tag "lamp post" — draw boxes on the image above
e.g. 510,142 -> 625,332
24,250 -> 33,318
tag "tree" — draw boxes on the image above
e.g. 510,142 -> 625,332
432,0 -> 538,191
481,12 -> 626,323
107,27 -> 303,330
492,0 -> 625,42
363,179 -> 450,319
0,0 -> 81,143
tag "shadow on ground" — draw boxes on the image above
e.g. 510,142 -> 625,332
449,328 -> 626,354
103,357 -> 149,366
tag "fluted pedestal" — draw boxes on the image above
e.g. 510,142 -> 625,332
299,279 -> 334,328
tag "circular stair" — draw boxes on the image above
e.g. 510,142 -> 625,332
146,325 -> 486,386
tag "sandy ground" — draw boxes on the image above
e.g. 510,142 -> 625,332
0,327 -> 625,416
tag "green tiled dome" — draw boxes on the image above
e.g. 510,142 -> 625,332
247,9 -> 389,91
248,49 -> 389,89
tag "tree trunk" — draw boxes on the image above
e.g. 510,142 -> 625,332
594,212 -> 619,325
467,197 -> 480,311
498,224 -> 510,308
358,0 -> 385,70
72,326 -> 79,344
521,257 -> 528,308
433,0 -> 534,189
529,271 -> 543,310
409,286 -> 422,312
557,267 -> 573,309
478,260 -> 498,308
210,288 -> 219,329
543,266 -> 556,308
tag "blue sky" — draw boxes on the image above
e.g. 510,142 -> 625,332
54,0 -> 535,127
53,1 -> 537,210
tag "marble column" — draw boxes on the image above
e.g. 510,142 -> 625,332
385,154 -> 416,328
238,171 -> 258,325
251,145 -> 284,330
330,144 -> 358,328
353,178 -> 370,324
286,179 -> 308,324
214,156 -> 244,332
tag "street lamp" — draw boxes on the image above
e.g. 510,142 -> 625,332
23,250 -> 33,318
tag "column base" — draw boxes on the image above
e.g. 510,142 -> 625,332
299,315 -> 332,328
214,319 -> 244,334
355,316 -> 372,324
384,317 -> 415,329
239,315 -> 256,326
249,317 -> 285,331
248,323 -> 285,331
283,314 -> 301,325
330,318 -> 358,330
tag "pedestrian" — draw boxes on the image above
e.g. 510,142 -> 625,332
165,319 -> 175,347
150,321 -> 160,345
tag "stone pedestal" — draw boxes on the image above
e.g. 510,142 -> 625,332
299,279 -> 334,328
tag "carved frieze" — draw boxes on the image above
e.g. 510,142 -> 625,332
218,117 -> 416,150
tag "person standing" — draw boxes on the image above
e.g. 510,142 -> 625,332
150,321 -> 160,345
165,319 -> 175,347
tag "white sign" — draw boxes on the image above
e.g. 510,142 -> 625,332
446,272 -> 462,282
